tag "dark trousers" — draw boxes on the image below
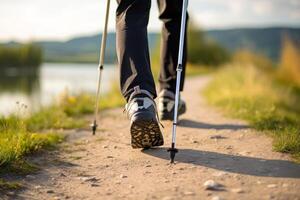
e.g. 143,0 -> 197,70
116,0 -> 187,101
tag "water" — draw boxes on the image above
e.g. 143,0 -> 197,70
0,63 -> 117,115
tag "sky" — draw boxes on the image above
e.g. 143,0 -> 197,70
0,0 -> 300,42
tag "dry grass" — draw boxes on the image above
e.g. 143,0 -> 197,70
278,37 -> 300,87
233,49 -> 274,71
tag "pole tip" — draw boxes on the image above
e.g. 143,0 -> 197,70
90,121 -> 97,135
168,147 -> 178,164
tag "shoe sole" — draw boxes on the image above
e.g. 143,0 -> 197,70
130,119 -> 164,149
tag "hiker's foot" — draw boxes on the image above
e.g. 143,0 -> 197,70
125,87 -> 164,149
158,89 -> 187,121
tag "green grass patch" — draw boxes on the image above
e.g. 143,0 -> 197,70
0,115 -> 64,171
59,83 -> 124,117
26,106 -> 85,132
203,64 -> 300,160
23,82 -> 124,131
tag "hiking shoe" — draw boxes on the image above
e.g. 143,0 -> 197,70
125,86 -> 164,149
158,89 -> 186,121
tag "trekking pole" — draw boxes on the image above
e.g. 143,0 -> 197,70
168,0 -> 188,163
91,0 -> 111,135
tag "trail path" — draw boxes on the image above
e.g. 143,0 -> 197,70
5,76 -> 300,200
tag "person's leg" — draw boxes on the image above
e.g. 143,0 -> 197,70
116,0 -> 164,149
116,0 -> 157,101
157,0 -> 188,92
157,0 -> 188,120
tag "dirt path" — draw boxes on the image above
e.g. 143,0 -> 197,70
4,76 -> 300,200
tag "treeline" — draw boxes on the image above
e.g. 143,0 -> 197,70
187,22 -> 230,66
0,44 -> 43,68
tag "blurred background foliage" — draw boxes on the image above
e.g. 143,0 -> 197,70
187,22 -> 230,66
0,44 -> 42,68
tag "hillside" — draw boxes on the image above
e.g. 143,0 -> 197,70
206,27 -> 300,61
1,27 -> 300,63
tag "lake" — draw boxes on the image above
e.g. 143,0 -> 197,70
0,63 -> 118,115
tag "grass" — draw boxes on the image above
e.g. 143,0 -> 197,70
23,82 -> 124,131
0,105 -> 64,191
58,83 -> 124,118
0,115 -> 63,190
203,64 -> 300,160
26,106 -> 86,132
0,115 -> 64,172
